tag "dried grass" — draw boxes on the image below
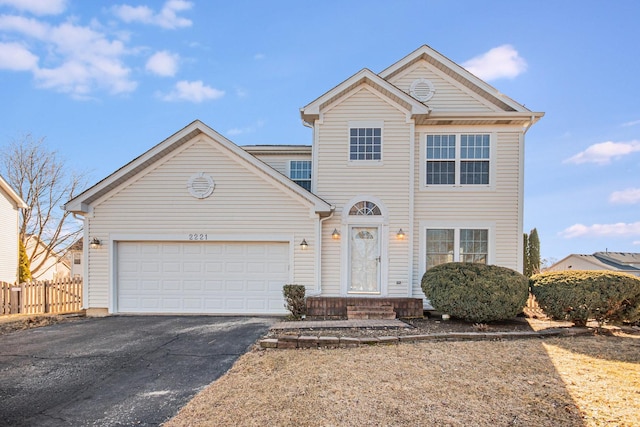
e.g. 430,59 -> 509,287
164,333 -> 640,427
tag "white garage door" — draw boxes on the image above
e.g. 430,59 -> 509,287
117,241 -> 289,314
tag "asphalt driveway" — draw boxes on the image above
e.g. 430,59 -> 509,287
0,315 -> 276,426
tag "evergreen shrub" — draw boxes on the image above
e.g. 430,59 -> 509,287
421,263 -> 529,322
530,270 -> 640,326
283,284 -> 306,320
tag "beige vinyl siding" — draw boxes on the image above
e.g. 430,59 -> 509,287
86,135 -> 317,309
387,61 -> 496,113
412,129 -> 523,297
0,189 -> 19,283
315,86 -> 411,297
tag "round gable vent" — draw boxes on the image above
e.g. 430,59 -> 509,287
188,172 -> 215,199
410,78 -> 435,102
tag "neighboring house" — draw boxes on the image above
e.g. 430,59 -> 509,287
64,45 -> 543,316
548,252 -> 640,277
0,175 -> 27,283
25,235 -> 71,281
66,238 -> 84,279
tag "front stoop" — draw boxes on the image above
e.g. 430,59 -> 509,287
306,297 -> 423,320
347,304 -> 396,320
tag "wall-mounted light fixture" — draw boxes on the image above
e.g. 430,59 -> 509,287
396,229 -> 406,240
331,228 -> 340,240
300,238 -> 308,250
89,237 -> 101,249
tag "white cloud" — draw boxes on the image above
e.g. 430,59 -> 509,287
0,42 -> 38,70
0,0 -> 67,15
0,15 -> 136,98
112,0 -> 192,29
560,222 -> 640,238
227,120 -> 265,136
462,44 -> 527,81
622,119 -> 640,127
634,241 -> 640,245
610,188 -> 640,204
160,80 -> 224,102
146,50 -> 179,77
564,140 -> 640,165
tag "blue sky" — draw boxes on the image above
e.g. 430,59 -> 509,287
0,0 -> 639,263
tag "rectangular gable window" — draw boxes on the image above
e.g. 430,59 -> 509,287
425,133 -> 491,186
290,160 -> 312,191
350,127 -> 381,161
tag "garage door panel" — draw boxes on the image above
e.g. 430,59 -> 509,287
117,241 -> 289,314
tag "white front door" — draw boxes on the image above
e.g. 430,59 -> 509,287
349,226 -> 380,293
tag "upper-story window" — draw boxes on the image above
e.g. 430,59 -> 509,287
73,252 -> 81,265
350,127 -> 381,161
289,160 -> 312,191
426,134 -> 491,186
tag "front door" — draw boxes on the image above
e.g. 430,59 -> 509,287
349,226 -> 380,293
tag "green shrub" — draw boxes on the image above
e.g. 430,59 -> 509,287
530,270 -> 640,326
283,284 -> 306,320
421,263 -> 529,323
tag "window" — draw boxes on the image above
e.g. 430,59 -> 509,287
290,160 -> 312,191
350,127 -> 381,161
73,252 -> 81,265
426,134 -> 490,186
349,201 -> 382,216
426,228 -> 488,270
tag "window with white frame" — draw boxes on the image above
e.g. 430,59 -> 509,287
426,134 -> 490,186
73,252 -> 81,265
426,228 -> 488,270
350,127 -> 381,161
290,160 -> 312,191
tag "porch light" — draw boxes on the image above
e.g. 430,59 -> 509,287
300,239 -> 308,250
396,229 -> 406,240
89,237 -> 101,249
331,228 -> 340,239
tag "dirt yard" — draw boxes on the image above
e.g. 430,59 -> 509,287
165,330 -> 640,427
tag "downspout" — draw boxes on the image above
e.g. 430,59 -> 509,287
314,208 -> 335,295
523,114 -> 536,135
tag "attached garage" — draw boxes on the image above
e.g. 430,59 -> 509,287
116,241 -> 290,314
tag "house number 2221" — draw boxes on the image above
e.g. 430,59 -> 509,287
188,234 -> 208,240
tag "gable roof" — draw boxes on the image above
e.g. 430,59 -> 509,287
594,251 -> 640,267
551,252 -> 640,274
302,45 -> 543,127
0,175 -> 27,208
300,68 -> 430,123
64,120 -> 333,215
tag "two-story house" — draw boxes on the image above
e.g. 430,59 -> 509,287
65,45 -> 543,316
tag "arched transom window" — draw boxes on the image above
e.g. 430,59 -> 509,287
349,201 -> 381,216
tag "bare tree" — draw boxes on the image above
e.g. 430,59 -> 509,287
1,134 -> 86,279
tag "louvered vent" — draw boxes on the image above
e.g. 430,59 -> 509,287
409,78 -> 435,102
187,172 -> 215,199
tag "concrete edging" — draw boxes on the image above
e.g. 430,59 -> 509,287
259,327 -> 593,350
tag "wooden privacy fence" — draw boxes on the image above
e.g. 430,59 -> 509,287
0,277 -> 83,315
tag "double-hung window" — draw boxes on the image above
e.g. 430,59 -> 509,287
425,227 -> 488,270
426,134 -> 491,186
290,160 -> 312,191
350,127 -> 381,161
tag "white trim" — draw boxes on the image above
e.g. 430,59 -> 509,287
82,217 -> 89,309
408,120 -> 416,297
108,233 -> 295,314
517,131 -> 525,273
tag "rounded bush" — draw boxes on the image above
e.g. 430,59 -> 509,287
421,263 -> 529,323
530,270 -> 640,326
